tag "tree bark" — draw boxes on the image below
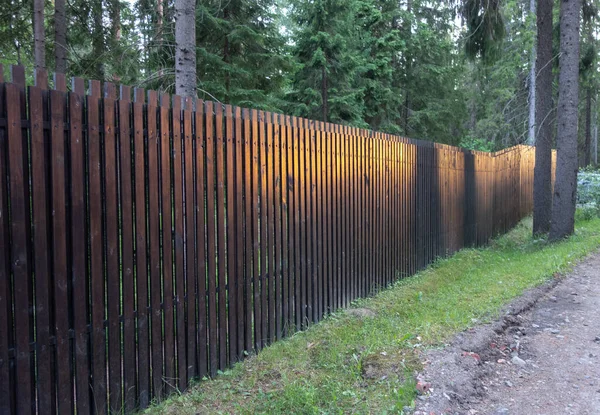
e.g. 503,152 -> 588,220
175,0 -> 197,98
33,0 -> 45,69
549,0 -> 581,241
92,0 -> 104,79
532,0 -> 554,235
527,0 -> 537,145
54,0 -> 67,74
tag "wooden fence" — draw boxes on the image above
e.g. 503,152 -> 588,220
0,65 -> 552,414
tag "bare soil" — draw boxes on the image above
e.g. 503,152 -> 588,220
413,250 -> 600,415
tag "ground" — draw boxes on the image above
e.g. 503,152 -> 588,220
413,250 -> 600,415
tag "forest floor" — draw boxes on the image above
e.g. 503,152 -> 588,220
413,250 -> 600,415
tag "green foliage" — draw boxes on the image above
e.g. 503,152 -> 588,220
459,135 -> 496,152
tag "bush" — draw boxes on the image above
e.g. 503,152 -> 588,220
575,206 -> 597,221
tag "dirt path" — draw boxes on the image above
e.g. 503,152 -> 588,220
413,250 -> 600,415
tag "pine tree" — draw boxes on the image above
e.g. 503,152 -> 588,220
550,0 -> 582,241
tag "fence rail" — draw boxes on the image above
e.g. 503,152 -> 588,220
0,64 -> 552,414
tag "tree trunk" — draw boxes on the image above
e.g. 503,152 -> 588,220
584,87 -> 592,166
175,0 -> 197,98
54,0 -> 67,74
527,0 -> 537,145
549,0 -> 581,241
92,0 -> 104,79
532,0 -> 554,235
33,0 -> 45,69
594,101 -> 598,166
403,0 -> 412,136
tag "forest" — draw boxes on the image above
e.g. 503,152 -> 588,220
0,0 -> 597,160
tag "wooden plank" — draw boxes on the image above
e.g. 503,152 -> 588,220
279,114 -> 290,336
195,100 -> 208,378
0,64 -> 15,415
132,94 -> 150,408
86,86 -> 107,414
50,89 -> 73,414
298,118 -> 307,326
266,113 -> 276,341
146,91 -> 164,397
234,107 -> 245,352
273,114 -> 283,338
242,108 -> 253,352
118,89 -> 136,412
10,65 -> 25,86
35,68 -> 48,89
6,81 -> 33,415
204,101 -> 218,376
54,72 -> 67,92
103,90 -> 122,413
249,110 -> 261,350
258,111 -> 268,343
309,123 -> 319,320
291,116 -> 301,330
183,97 -> 196,382
215,104 -> 228,369
225,105 -> 238,361
28,85 -> 53,415
304,120 -> 314,323
72,77 -> 85,95
171,96 -> 186,390
159,95 -> 175,390
315,125 -> 325,315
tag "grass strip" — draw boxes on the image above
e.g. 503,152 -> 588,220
146,216 -> 600,415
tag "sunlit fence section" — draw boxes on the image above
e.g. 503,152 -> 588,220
0,65 -> 553,414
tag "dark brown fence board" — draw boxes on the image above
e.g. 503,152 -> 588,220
86,89 -> 107,414
266,113 -> 276,340
258,111 -> 268,342
225,104 -> 238,362
103,93 -> 122,413
146,91 -> 164,398
204,100 -> 218,376
171,96 -> 186,390
0,64 -> 11,415
118,92 -> 136,412
215,103 -> 228,369
291,116 -> 301,330
242,108 -> 253,351
250,109 -> 261,348
195,100 -> 209,378
69,87 -> 91,413
273,114 -> 283,338
183,97 -> 196,381
132,96 -> 150,409
280,114 -> 290,336
28,85 -> 52,415
6,82 -> 33,414
309,123 -> 319,320
234,107 -> 245,352
159,96 -> 175,391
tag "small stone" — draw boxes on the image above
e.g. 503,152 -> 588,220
402,406 -> 412,414
512,356 -> 527,366
594,336 -> 600,343
532,324 -> 540,328
556,335 -> 565,339
504,380 -> 513,387
495,409 -> 509,415
497,359 -> 507,364
550,296 -> 558,302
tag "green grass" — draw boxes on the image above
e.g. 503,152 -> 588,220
145,216 -> 600,415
